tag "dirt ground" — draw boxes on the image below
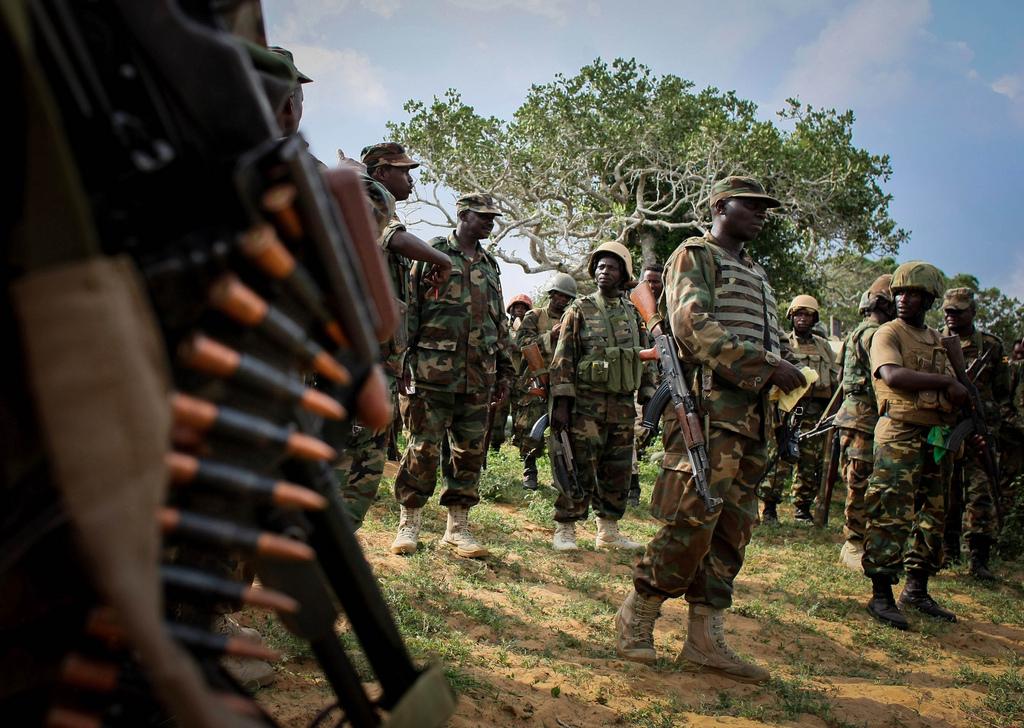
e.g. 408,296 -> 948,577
250,452 -> 1024,728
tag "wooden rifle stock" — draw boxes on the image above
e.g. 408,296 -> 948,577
629,281 -> 661,335
521,341 -> 549,396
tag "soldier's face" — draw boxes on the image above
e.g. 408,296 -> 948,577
721,197 -> 770,241
943,306 -> 975,333
791,309 -> 816,335
277,85 -> 303,136
895,290 -> 929,322
378,165 -> 414,201
642,270 -> 663,299
510,303 -> 529,319
462,211 -> 497,240
549,291 -> 571,314
594,256 -> 624,293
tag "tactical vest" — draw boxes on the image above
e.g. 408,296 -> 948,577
574,294 -> 643,394
707,244 -> 781,355
785,329 -> 835,398
873,319 -> 956,426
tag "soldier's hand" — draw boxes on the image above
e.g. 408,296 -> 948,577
494,382 -> 510,406
768,359 -> 806,393
552,399 -> 571,431
422,261 -> 452,289
947,380 -> 970,407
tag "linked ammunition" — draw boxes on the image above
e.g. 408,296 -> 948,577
356,365 -> 394,432
158,507 -> 316,562
261,183 -> 304,241
165,622 -> 280,662
161,564 -> 300,614
165,451 -> 328,510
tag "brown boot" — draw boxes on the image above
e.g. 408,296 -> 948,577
614,591 -> 665,664
678,604 -> 770,684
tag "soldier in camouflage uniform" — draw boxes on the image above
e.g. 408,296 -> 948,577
627,264 -> 666,505
940,287 -> 1010,579
614,177 -> 805,683
833,275 -> 894,572
863,262 -> 970,630
1000,338 -> 1024,508
334,143 -> 453,528
760,295 -> 839,522
514,274 -> 577,490
549,242 -> 655,552
391,193 -> 514,558
490,294 -> 532,452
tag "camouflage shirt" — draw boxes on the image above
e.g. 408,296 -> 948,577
407,232 -> 514,395
550,292 -> 655,424
939,326 -> 1009,428
660,234 -> 785,441
834,318 -> 881,435
514,305 -> 559,405
1006,359 -> 1024,439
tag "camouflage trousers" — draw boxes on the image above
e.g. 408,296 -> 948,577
335,374 -> 397,528
947,451 -> 998,542
554,413 -> 633,523
761,440 -> 823,509
634,419 -> 765,609
489,394 -> 512,448
839,427 -> 873,544
863,429 -> 950,582
514,394 -> 547,456
393,389 -> 490,509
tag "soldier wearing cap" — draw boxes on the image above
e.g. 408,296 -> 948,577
267,46 -> 312,137
940,287 -> 1009,579
489,294 -> 533,452
391,193 -> 514,558
833,274 -> 895,572
614,176 -> 804,683
514,275 -> 578,490
334,143 -> 453,528
760,294 -> 839,523
548,243 -> 655,552
862,261 -> 969,630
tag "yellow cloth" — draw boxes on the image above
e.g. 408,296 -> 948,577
768,367 -> 818,412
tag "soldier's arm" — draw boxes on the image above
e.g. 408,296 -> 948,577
406,259 -> 424,349
870,326 -> 963,396
516,311 -> 541,350
549,307 -> 581,400
666,248 -> 780,392
385,226 -> 452,277
636,310 -> 657,403
493,274 -> 515,394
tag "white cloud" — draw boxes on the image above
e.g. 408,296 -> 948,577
290,44 -> 390,114
446,0 -> 574,24
992,73 -> 1022,100
778,0 -> 932,109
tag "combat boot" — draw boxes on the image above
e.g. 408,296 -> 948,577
626,473 -> 641,507
678,604 -> 770,684
866,576 -> 909,630
614,591 -> 665,664
390,506 -> 422,555
942,534 -> 962,566
968,536 -> 997,581
522,452 -> 539,491
595,517 -> 644,550
552,521 -> 578,552
442,505 -> 489,558
838,540 -> 864,573
898,570 -> 956,623
793,503 -> 813,522
761,500 -> 778,525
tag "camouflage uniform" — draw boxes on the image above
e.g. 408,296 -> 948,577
633,232 -> 784,607
834,319 -> 884,543
393,232 -> 514,508
514,305 -> 560,472
762,328 -> 838,510
490,306 -> 528,449
939,322 -> 1008,547
549,292 -> 655,522
1000,358 -> 1024,499
862,319 -> 958,582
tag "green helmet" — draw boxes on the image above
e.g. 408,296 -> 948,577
547,272 -> 577,298
890,261 -> 944,299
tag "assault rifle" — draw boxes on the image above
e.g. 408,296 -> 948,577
527,413 -> 583,500
521,342 -> 550,398
941,336 -> 1003,530
813,346 -> 845,527
630,282 -> 722,512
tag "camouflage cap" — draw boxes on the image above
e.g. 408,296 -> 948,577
890,261 -> 945,299
361,142 -> 420,170
709,176 -> 780,208
456,193 -> 502,216
268,46 -> 313,84
942,287 -> 975,311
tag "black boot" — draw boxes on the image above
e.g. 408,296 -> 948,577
898,570 -> 957,622
522,452 -> 538,491
793,503 -> 813,522
942,534 -> 962,567
761,500 -> 778,524
968,536 -> 997,581
867,577 -> 909,630
627,473 -> 641,506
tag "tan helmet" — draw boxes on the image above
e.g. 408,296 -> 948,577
587,242 -> 634,283
859,273 -> 893,314
547,272 -> 578,298
786,294 -> 820,319
890,261 -> 945,299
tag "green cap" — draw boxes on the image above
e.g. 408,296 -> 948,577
268,46 -> 313,84
709,176 -> 780,208
942,287 -> 975,311
361,142 -> 420,170
456,193 -> 502,215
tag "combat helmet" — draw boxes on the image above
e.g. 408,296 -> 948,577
859,273 -> 893,314
587,242 -> 634,283
506,293 -> 533,314
890,261 -> 944,300
547,272 -> 577,298
786,294 -> 820,319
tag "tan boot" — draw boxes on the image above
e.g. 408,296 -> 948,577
595,517 -> 644,550
390,506 -> 422,554
678,604 -> 770,684
838,540 -> 864,573
552,521 -> 578,552
614,591 -> 665,664
442,505 -> 489,558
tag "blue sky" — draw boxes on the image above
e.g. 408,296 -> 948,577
264,0 -> 1024,306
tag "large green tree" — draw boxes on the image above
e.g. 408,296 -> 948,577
388,57 -> 907,295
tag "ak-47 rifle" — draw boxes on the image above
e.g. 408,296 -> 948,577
523,412 -> 582,500
811,341 -> 846,527
941,336 -> 1003,530
630,282 -> 722,512
521,342 -> 550,398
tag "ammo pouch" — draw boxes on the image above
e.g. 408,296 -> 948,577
577,345 -> 642,394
